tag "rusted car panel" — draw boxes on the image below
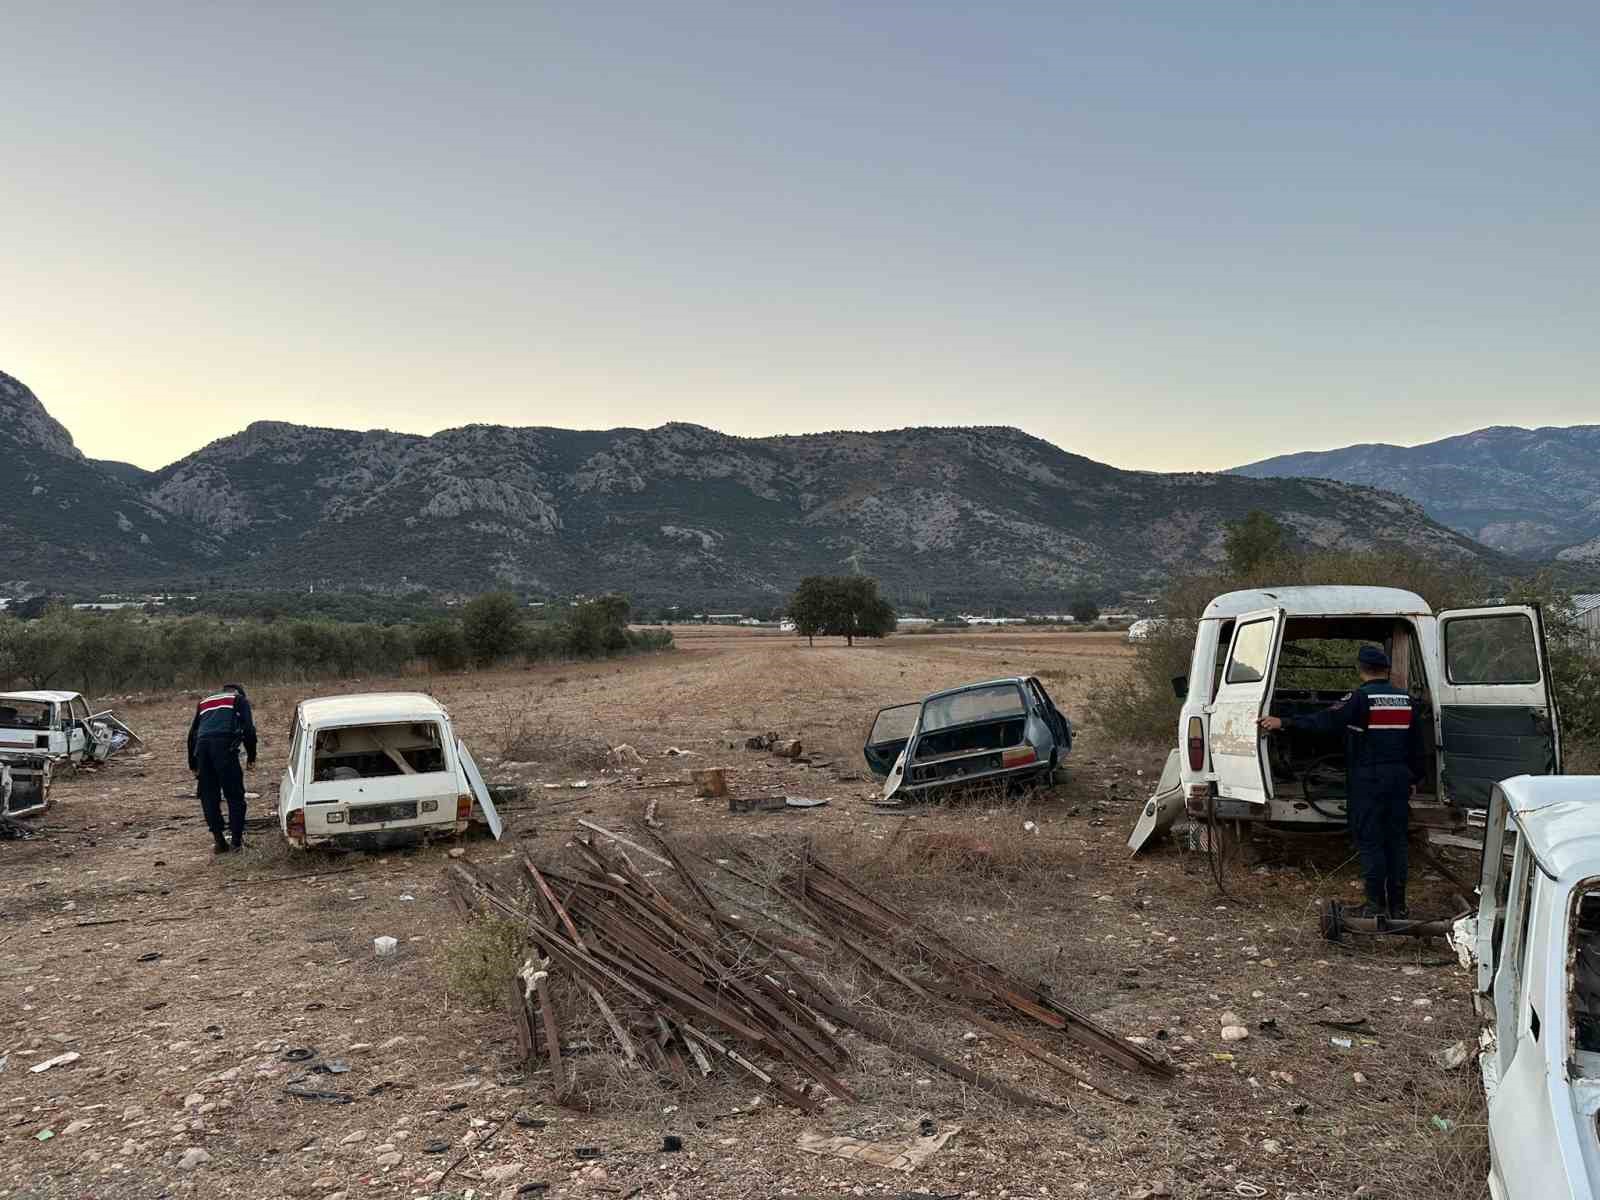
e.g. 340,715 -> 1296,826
864,676 -> 1071,803
1450,775 -> 1600,1199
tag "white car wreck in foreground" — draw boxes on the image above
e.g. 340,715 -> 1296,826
279,693 -> 501,850
1452,775 -> 1600,1199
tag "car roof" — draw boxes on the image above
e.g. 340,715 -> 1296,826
1202,586 -> 1432,620
1501,775 -> 1600,883
924,677 -> 1028,701
0,690 -> 81,704
297,692 -> 449,727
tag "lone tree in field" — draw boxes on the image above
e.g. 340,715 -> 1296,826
1069,594 -> 1101,624
787,575 -> 896,647
1224,510 -> 1287,575
461,591 -> 524,666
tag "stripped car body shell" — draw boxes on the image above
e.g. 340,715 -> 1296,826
1450,775 -> 1600,1199
279,692 -> 502,849
1128,585 -> 1562,853
0,689 -> 143,817
864,676 -> 1072,803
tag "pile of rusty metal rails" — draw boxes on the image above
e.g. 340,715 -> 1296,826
444,827 -> 1173,1112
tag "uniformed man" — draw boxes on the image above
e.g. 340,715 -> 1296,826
186,683 -> 258,853
1259,645 -> 1423,919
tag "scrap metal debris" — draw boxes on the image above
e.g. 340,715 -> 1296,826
443,827 -> 1172,1117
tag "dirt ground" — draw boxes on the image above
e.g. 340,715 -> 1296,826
1,629 -> 1489,1199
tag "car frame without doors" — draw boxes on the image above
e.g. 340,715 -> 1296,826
279,692 -> 502,849
863,676 -> 1072,804
0,689 -> 143,817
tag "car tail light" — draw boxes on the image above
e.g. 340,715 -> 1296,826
1001,746 -> 1038,768
456,794 -> 472,822
1186,716 -> 1205,772
286,810 -> 305,844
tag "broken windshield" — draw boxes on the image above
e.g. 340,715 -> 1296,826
0,699 -> 52,730
312,721 -> 447,781
919,684 -> 1026,734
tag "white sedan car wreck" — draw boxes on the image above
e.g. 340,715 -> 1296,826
1454,774 -> 1600,1199
279,693 -> 502,850
0,690 -> 142,816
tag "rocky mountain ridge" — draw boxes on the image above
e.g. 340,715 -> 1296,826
1,368 -> 1508,603
1234,424 -> 1600,563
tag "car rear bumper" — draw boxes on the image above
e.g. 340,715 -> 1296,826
298,820 -> 460,851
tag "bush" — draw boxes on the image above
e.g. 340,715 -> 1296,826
462,591 -> 525,667
443,916 -> 528,1008
416,619 -> 469,671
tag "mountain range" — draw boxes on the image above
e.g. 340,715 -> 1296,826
1235,426 -> 1600,564
0,368 -> 1516,605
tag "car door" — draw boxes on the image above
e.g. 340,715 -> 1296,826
456,738 -> 504,840
863,703 -> 920,779
66,697 -> 91,761
1207,607 -> 1285,806
1436,606 -> 1562,813
1025,677 -> 1071,749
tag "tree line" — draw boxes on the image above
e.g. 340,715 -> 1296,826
0,593 -> 669,695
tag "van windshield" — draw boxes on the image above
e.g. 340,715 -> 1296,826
312,721 -> 447,781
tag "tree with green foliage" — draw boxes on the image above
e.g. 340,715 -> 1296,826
1069,595 -> 1101,624
568,595 -> 631,658
461,591 -> 525,666
787,575 -> 896,646
1224,510 -> 1287,575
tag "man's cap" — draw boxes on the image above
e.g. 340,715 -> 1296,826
1357,645 -> 1390,671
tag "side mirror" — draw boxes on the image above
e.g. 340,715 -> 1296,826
1171,675 -> 1188,700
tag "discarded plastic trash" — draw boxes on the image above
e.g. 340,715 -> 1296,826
30,1052 -> 80,1073
311,1060 -> 351,1075
1330,1037 -> 1353,1050
661,1134 -> 683,1152
1431,1115 -> 1455,1134
35,1129 -> 54,1142
1435,1040 -> 1470,1070
374,936 -> 398,957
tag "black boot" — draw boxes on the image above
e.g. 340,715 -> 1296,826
212,832 -> 229,854
230,835 -> 245,852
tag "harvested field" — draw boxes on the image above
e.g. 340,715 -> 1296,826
0,630 -> 1487,1199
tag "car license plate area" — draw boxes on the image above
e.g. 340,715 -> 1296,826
348,801 -> 419,825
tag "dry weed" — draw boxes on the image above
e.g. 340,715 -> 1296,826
493,699 -> 612,769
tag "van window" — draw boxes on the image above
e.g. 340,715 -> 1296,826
1226,619 -> 1275,685
1445,613 -> 1540,685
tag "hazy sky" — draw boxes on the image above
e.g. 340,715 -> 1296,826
3,2 -> 1595,472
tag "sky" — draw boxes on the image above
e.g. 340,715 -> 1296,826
2,2 -> 1596,472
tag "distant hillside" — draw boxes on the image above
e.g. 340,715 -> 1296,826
1235,425 -> 1600,562
1,367 -> 1505,603
0,370 -> 219,590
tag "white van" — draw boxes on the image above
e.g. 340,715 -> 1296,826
1129,586 -> 1562,850
279,693 -> 502,850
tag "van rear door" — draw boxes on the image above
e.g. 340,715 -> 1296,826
1436,606 -> 1562,813
1207,607 -> 1285,807
863,703 -> 919,779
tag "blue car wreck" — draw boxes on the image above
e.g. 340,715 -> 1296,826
863,676 -> 1072,804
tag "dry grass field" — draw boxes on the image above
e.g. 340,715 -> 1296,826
1,629 -> 1489,1199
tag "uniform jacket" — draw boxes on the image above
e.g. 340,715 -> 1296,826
187,687 -> 258,769
1285,678 -> 1425,783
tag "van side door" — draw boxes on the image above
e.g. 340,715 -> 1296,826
1207,607 -> 1285,807
1436,606 -> 1562,814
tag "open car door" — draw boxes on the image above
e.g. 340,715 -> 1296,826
1436,606 -> 1562,814
863,703 -> 919,779
89,711 -> 144,750
1207,607 -> 1284,807
456,739 -> 504,840
1025,677 -> 1072,750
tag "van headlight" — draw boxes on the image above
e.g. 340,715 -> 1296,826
420,800 -> 439,813
326,812 -> 346,824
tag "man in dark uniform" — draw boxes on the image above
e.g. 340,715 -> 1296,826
187,683 -> 257,853
1259,645 -> 1423,919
